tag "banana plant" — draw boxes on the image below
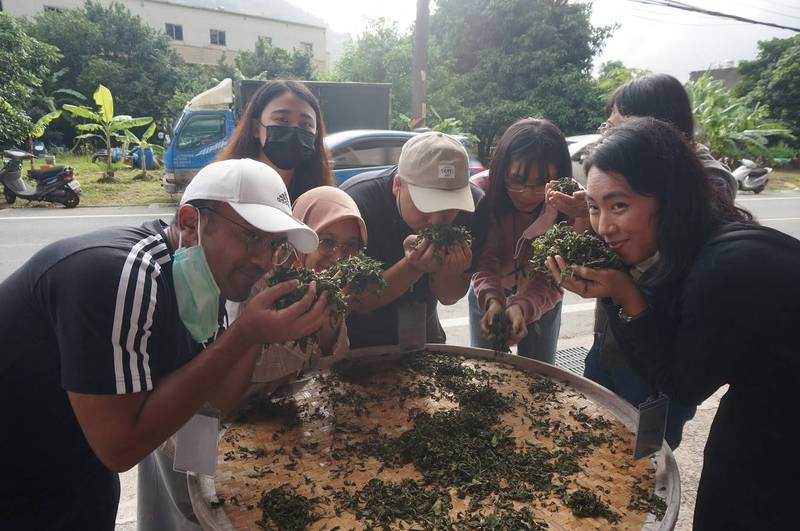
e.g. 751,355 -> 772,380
63,84 -> 152,182
124,122 -> 164,181
27,110 -> 62,170
686,74 -> 793,163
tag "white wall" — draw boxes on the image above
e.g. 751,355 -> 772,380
2,0 -> 327,70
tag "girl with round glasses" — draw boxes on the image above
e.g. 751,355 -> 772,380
469,118 -> 588,362
249,186 -> 368,384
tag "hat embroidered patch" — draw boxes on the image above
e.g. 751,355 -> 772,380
438,163 -> 455,179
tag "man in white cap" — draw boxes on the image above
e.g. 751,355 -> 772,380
341,131 -> 483,348
0,158 -> 326,529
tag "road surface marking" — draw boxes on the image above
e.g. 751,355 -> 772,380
441,301 -> 595,328
0,213 -> 174,221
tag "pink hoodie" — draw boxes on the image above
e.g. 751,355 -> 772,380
471,174 -> 562,323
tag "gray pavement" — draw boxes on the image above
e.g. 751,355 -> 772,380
1,192 -> 797,530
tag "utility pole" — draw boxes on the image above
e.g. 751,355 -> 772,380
411,0 -> 430,130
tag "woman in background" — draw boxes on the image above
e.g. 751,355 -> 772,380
217,79 -> 334,201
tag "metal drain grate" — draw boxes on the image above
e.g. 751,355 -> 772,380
555,346 -> 589,375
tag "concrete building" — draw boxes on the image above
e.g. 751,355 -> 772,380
1,0 -> 329,71
689,61 -> 740,90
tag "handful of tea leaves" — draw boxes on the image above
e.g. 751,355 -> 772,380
329,252 -> 386,299
529,222 -> 623,285
413,224 -> 472,262
549,176 -> 582,195
486,312 -> 512,352
268,266 -> 348,350
268,257 -> 386,350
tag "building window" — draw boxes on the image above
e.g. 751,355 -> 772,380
165,23 -> 183,41
44,5 -> 63,12
210,29 -> 226,46
300,42 -> 313,54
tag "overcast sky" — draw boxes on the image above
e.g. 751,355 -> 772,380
287,0 -> 798,80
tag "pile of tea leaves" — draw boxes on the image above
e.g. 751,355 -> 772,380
565,488 -> 620,523
256,486 -> 320,531
529,222 -> 624,285
329,252 -> 386,301
413,224 -> 473,262
268,259 -> 385,350
549,176 -> 582,195
486,312 -> 512,352
216,350 -> 666,530
333,351 -> 625,524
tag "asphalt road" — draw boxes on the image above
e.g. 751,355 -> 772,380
1,190 -> 797,530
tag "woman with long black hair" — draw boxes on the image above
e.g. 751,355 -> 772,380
217,79 -> 334,201
547,117 -> 799,529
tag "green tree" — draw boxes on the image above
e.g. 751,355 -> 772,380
595,61 -> 650,102
26,1 -> 182,145
427,0 -> 611,158
0,13 -> 60,148
64,84 -> 153,182
333,19 -> 413,130
736,35 -> 800,142
235,37 -> 317,80
686,74 -> 793,163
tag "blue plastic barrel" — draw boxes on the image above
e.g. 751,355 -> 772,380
32,141 -> 46,157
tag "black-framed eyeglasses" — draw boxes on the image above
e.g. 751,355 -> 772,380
317,238 -> 363,257
199,207 -> 295,265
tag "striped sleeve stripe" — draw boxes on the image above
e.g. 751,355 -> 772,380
111,235 -> 167,394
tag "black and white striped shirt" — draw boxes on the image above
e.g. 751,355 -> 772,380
0,220 -> 199,508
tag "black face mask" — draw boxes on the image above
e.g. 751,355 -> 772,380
261,125 -> 316,170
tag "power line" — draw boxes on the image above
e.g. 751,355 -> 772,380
623,0 -> 800,31
730,0 -> 800,21
618,3 -> 752,26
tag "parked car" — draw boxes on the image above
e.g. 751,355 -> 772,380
566,133 -> 601,186
468,134 -> 600,187
326,129 -> 486,185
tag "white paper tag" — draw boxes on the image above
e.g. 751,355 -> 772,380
398,301 -> 427,351
633,393 -> 669,459
173,412 -> 220,477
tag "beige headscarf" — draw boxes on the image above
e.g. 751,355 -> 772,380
292,186 -> 368,245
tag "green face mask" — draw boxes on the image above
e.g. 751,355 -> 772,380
173,212 -> 221,343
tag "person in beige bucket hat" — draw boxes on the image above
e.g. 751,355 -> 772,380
340,131 -> 484,349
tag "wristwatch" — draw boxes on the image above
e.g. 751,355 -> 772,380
618,306 -> 645,323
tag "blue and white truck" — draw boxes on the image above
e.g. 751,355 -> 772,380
162,78 -> 392,193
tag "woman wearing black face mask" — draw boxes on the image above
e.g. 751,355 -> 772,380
217,80 -> 334,201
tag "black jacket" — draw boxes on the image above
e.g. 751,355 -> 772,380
606,224 -> 800,529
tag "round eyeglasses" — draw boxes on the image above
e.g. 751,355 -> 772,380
317,238 -> 363,257
199,207 -> 296,265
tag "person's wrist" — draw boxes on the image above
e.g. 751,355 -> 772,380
613,287 -> 647,320
486,298 -> 503,312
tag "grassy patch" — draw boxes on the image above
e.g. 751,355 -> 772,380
1,153 -> 180,208
768,167 -> 800,191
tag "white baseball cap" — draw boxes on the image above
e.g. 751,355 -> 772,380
181,158 -> 318,253
397,131 -> 474,213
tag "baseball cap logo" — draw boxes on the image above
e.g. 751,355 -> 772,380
438,163 -> 455,179
276,191 -> 290,208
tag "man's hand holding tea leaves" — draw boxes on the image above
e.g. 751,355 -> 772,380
411,224 -> 473,273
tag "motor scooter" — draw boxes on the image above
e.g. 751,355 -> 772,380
1,150 -> 81,208
732,159 -> 771,194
